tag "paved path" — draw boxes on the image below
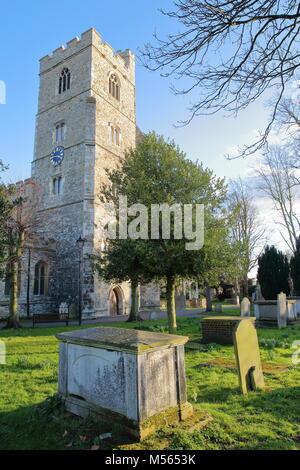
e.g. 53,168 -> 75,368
0,305 -> 239,329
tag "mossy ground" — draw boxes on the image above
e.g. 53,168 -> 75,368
0,310 -> 300,450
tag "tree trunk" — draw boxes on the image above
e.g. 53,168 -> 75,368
205,283 -> 213,312
166,275 -> 177,333
127,279 -> 139,322
4,230 -> 24,329
243,275 -> 249,298
4,259 -> 21,329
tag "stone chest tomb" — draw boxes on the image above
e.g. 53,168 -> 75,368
56,327 -> 193,440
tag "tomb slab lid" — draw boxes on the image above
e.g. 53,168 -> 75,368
202,316 -> 255,322
56,327 -> 189,353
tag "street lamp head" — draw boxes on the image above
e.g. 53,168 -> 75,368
76,236 -> 86,250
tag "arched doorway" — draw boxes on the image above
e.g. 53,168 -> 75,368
109,286 -> 124,316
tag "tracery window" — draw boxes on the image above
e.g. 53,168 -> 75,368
59,68 -> 71,94
109,73 -> 120,100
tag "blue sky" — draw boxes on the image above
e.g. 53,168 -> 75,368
0,0 -> 270,184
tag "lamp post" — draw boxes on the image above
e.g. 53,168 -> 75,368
26,247 -> 31,318
76,236 -> 86,326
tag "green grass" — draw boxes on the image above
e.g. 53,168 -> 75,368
0,317 -> 300,450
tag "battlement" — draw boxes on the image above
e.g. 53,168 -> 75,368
39,28 -> 135,76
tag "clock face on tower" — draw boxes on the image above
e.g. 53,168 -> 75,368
50,146 -> 64,167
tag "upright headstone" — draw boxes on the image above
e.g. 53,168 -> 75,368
286,300 -> 297,323
233,319 -> 265,394
256,283 -> 263,301
277,292 -> 287,328
214,305 -> 223,313
59,302 -> 69,320
175,293 -> 186,311
240,297 -> 251,317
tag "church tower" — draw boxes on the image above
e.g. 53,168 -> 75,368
31,29 -> 137,316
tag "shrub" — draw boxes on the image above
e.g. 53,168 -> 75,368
257,245 -> 290,299
290,237 -> 300,295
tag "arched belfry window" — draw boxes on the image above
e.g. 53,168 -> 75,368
59,68 -> 71,94
33,262 -> 48,296
109,73 -> 120,100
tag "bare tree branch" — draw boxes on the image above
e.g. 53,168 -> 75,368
255,145 -> 300,252
140,0 -> 300,157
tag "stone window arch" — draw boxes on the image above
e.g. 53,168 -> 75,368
53,176 -> 63,195
59,68 -> 71,94
108,123 -> 122,146
109,73 -> 120,100
33,262 -> 48,296
55,122 -> 65,143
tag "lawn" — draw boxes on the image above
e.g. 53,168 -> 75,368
0,314 -> 300,450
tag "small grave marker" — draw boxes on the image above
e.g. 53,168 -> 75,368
59,302 -> 69,320
240,297 -> 251,317
277,292 -> 287,328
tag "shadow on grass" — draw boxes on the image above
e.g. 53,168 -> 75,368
0,396 -> 138,451
2,386 -> 300,450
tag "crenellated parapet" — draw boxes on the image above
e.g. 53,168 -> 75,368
39,28 -> 135,80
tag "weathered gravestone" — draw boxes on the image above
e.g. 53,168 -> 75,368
175,293 -> 186,310
59,302 -> 69,320
56,327 -> 193,440
240,297 -> 251,317
233,319 -> 265,394
255,283 -> 263,301
0,340 -> 5,365
277,292 -> 287,328
286,299 -> 297,324
213,305 -> 223,313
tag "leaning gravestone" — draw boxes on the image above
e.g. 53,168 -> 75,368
233,319 -> 265,394
277,292 -> 287,328
240,297 -> 251,317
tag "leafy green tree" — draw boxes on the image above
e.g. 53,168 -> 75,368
290,237 -> 300,296
193,216 -> 239,311
99,132 -> 227,333
257,245 -> 290,300
93,239 -> 153,322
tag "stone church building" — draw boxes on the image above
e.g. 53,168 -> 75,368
0,28 -> 160,319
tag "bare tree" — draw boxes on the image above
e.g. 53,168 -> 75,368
272,95 -> 300,174
2,180 -> 43,329
255,145 -> 300,253
141,1 -> 300,157
229,178 -> 266,296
